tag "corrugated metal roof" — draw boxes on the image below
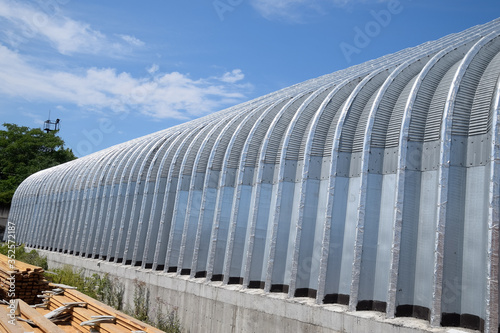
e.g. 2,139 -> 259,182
9,17 -> 500,333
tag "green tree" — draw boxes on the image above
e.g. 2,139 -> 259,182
0,123 -> 76,205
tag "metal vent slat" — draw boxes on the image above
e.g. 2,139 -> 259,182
351,86 -> 382,152
244,99 -> 290,168
225,105 -> 273,169
340,71 -> 391,152
423,60 -> 462,142
469,48 -> 500,136
452,39 -> 500,136
210,113 -> 248,172
324,98 -> 349,157
139,137 -> 170,181
310,79 -> 361,157
371,58 -> 430,149
287,87 -> 335,161
264,93 -> 312,164
408,45 -> 471,142
158,131 -> 193,178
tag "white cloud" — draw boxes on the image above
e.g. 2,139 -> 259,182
0,1 -> 251,120
219,69 -> 245,83
0,0 -> 142,55
251,0 -> 309,22
0,44 -> 251,119
250,0 -> 388,21
22,111 -> 45,126
147,64 -> 159,75
329,0 -> 390,7
41,19 -> 108,55
118,34 -> 145,47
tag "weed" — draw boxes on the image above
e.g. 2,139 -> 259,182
130,279 -> 150,322
154,297 -> 182,333
97,273 -> 124,310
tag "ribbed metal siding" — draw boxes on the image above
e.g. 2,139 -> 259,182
288,86 -> 336,160
452,37 -> 500,136
264,92 -> 312,164
310,78 -> 363,157
209,112 -> 249,172
225,101 -> 279,169
408,44 -> 472,142
341,71 -> 390,152
470,51 -> 500,136
372,58 -> 430,148
244,99 -> 290,168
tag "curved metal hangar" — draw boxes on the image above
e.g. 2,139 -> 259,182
10,17 -> 500,332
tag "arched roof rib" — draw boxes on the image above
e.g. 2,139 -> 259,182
9,18 -> 500,332
175,114 -> 239,273
107,137 -> 161,261
97,137 -> 161,259
44,162 -> 80,251
80,146 -> 126,257
151,121 -> 219,269
214,102 -> 280,280
431,32 -> 500,327
121,134 -> 173,264
214,99 -> 292,283
343,55 -> 432,312
131,132 -> 182,265
385,43 -> 468,319
485,73 -> 500,333
223,85 -> 333,287
136,131 -> 185,267
165,115 -> 236,271
93,139 -> 156,257
116,130 -> 193,264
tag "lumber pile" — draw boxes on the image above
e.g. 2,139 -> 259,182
0,253 -> 50,305
0,255 -> 164,332
0,299 -> 41,333
0,285 -> 165,333
42,287 -> 164,332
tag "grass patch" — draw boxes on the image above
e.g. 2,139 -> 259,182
0,243 -> 48,269
45,266 -> 125,310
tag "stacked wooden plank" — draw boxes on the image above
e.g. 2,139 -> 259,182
0,253 -> 50,304
0,286 -> 165,333
43,288 -> 165,332
0,256 -> 165,332
0,300 -> 47,333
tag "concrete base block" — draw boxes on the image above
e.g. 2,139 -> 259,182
35,249 -> 478,333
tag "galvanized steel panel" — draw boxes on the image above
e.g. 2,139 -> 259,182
8,18 -> 500,333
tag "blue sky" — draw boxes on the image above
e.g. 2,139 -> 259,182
0,0 -> 499,157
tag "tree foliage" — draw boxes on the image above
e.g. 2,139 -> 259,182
0,123 -> 76,205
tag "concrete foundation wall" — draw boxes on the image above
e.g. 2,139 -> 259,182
35,249 -> 474,333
